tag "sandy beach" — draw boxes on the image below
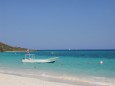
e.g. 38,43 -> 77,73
1,72 -> 114,86
0,73 -> 78,86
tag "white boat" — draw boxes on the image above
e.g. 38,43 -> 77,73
22,54 -> 58,63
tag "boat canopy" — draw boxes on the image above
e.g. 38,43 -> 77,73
25,54 -> 35,58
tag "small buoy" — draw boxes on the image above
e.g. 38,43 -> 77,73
100,61 -> 103,64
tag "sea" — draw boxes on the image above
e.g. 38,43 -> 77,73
0,50 -> 115,86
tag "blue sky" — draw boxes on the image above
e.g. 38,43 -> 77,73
0,0 -> 115,49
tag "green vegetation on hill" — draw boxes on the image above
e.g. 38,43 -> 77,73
0,42 -> 28,52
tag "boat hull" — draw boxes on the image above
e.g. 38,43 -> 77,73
22,57 -> 58,63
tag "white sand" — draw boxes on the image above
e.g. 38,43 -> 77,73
0,73 -> 79,86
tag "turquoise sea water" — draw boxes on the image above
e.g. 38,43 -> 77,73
0,50 -> 115,85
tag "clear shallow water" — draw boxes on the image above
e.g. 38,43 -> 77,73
0,50 -> 115,85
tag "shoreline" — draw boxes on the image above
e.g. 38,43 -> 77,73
4,51 -> 26,52
0,72 -> 79,86
0,69 -> 114,86
4,51 -> 36,52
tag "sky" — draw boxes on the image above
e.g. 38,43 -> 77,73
0,0 -> 115,49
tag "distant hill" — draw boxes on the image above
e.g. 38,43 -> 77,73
0,42 -> 30,52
